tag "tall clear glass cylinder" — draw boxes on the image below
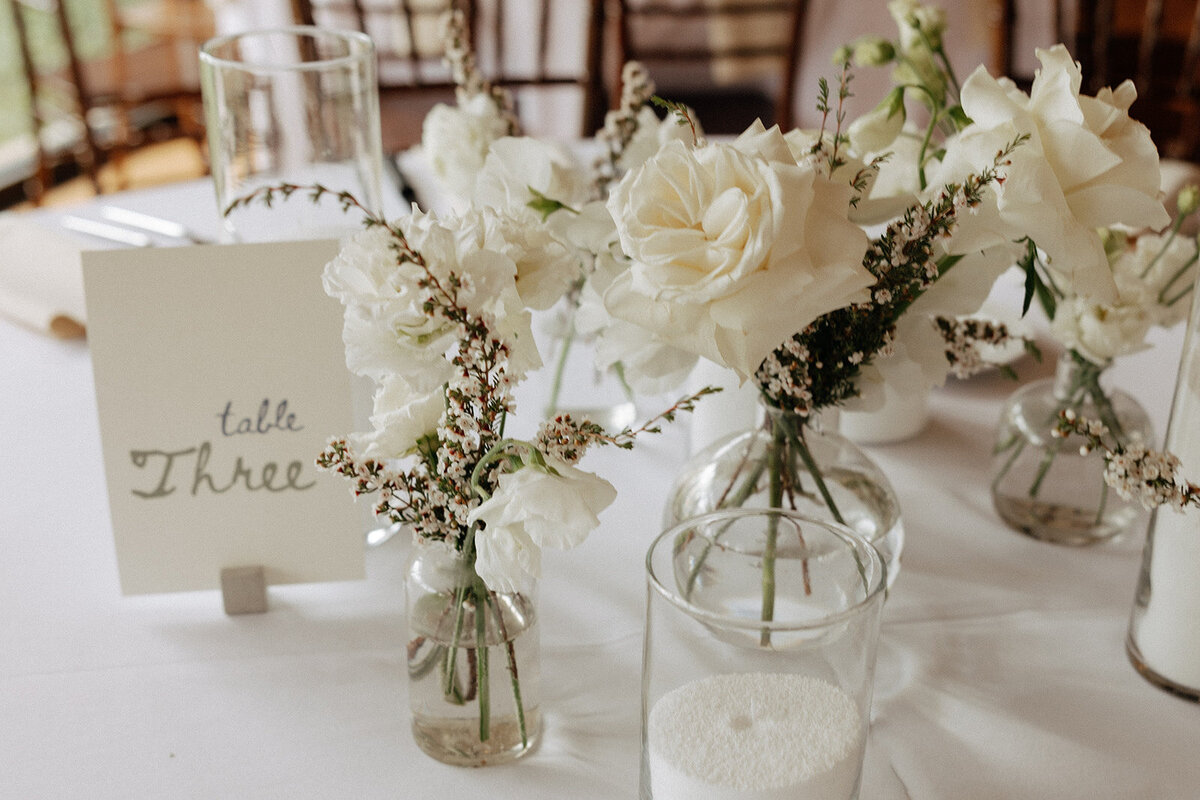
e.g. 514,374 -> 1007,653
1127,275 -> 1200,701
642,509 -> 887,799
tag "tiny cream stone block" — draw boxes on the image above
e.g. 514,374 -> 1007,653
220,566 -> 268,615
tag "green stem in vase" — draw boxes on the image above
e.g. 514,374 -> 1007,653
486,590 -> 529,748
760,424 -> 786,646
473,578 -> 490,742
783,415 -> 846,526
544,308 -> 577,417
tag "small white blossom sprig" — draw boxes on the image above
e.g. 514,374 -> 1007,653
933,315 -> 1040,380
1054,410 -> 1200,512
593,61 -> 657,195
757,133 -> 1027,416
442,8 -> 518,134
534,386 -> 722,464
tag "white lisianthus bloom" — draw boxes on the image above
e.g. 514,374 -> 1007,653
936,45 -> 1169,303
888,0 -> 946,50
475,136 -> 591,220
848,87 -> 906,156
782,127 -> 914,225
469,458 -> 617,593
843,242 -> 1022,411
604,121 -> 875,380
350,376 -> 444,460
617,106 -> 701,172
422,94 -> 511,199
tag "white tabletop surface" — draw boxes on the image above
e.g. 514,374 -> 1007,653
3,177 -> 1200,799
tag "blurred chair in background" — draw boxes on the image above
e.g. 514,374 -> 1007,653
12,0 -> 211,205
293,0 -> 606,150
609,0 -> 807,134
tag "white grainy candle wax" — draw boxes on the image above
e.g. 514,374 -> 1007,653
647,672 -> 863,799
1135,346 -> 1200,689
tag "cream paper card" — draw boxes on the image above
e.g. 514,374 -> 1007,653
83,240 -> 364,595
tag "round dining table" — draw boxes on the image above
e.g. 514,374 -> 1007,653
3,175 -> 1199,799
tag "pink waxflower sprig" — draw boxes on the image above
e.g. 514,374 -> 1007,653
1053,409 -> 1200,512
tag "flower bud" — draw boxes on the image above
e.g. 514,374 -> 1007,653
851,36 -> 895,67
1176,184 -> 1199,216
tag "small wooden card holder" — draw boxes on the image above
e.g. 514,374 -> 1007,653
220,566 -> 268,615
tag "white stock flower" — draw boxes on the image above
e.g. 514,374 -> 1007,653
469,458 -> 617,593
604,121 -> 875,380
422,94 -> 511,199
937,45 -> 1169,303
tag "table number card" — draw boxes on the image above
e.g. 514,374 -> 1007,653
83,240 -> 364,595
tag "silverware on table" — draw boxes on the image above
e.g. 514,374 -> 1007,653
98,206 -> 213,244
59,216 -> 154,248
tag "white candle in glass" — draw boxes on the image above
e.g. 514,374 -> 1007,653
647,672 -> 864,800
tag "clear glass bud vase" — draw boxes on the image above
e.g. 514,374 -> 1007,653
405,538 -> 541,765
664,402 -> 904,586
1127,271 -> 1200,702
990,351 -> 1153,544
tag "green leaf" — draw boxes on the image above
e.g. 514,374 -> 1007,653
526,187 -> 575,221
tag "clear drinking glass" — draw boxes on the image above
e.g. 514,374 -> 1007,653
642,509 -> 887,799
200,26 -> 384,242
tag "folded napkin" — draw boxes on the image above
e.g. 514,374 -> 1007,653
0,215 -> 88,339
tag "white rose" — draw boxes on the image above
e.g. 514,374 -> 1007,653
937,45 -> 1169,303
1051,294 -> 1153,363
469,458 -> 617,593
604,121 -> 874,380
422,94 -> 511,199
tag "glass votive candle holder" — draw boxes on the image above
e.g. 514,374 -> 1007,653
642,509 -> 887,799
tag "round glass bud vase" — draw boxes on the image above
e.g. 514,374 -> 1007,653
990,351 -> 1154,544
664,402 -> 904,587
404,539 -> 541,766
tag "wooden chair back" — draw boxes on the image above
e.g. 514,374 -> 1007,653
608,0 -> 808,133
992,0 -> 1200,161
11,0 -> 211,204
292,0 -> 606,148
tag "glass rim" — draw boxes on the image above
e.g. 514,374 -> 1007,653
646,508 -> 887,633
200,26 -> 375,72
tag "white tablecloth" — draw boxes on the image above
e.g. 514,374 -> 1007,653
3,180 -> 1199,799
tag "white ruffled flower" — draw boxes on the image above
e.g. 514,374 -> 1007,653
1112,232 -> 1199,327
323,226 -> 455,388
936,45 -> 1169,303
1050,293 -> 1154,364
422,94 -> 511,199
350,376 -> 444,460
469,458 -> 617,593
848,87 -> 906,156
604,121 -> 875,380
